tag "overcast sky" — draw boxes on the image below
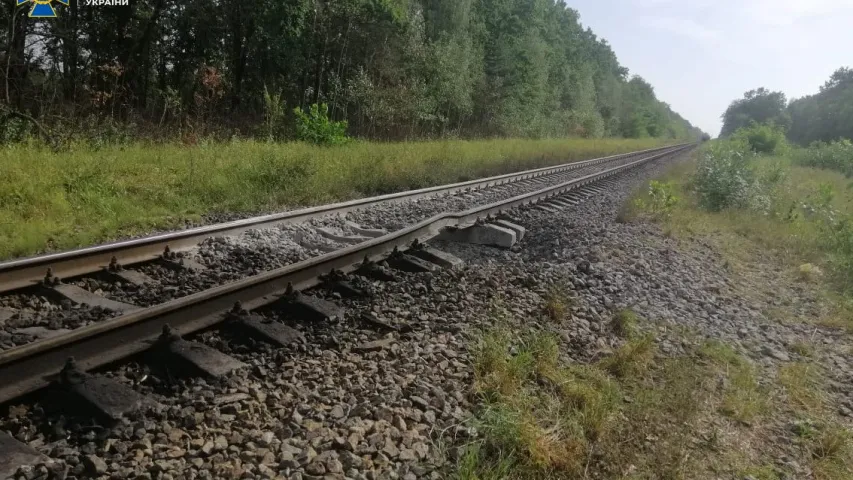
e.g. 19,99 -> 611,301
572,0 -> 853,136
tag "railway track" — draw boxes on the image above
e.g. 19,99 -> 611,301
0,144 -> 683,352
0,143 -> 693,477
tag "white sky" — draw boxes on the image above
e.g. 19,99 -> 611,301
572,0 -> 853,136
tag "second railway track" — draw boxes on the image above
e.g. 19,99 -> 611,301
0,144 -> 693,477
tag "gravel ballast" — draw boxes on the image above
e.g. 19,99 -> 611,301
5,148 -> 848,479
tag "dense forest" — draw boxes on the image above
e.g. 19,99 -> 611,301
721,67 -> 853,144
0,0 -> 702,142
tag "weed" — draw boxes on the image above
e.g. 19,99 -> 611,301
810,426 -> 853,479
700,341 -> 768,423
741,464 -> 783,480
787,341 -> 814,357
731,122 -> 789,155
779,362 -> 826,413
633,180 -> 679,219
794,139 -> 853,177
455,443 -> 517,480
599,334 -> 656,378
293,103 -> 349,145
262,85 -> 288,141
610,308 -> 640,338
722,361 -> 768,424
693,140 -> 770,212
542,287 -> 571,322
798,263 -> 824,282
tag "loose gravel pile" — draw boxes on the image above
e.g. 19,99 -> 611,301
7,148 -> 845,479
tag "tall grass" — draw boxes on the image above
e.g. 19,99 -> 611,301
0,138 -> 666,259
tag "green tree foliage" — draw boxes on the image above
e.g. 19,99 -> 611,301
731,122 -> 788,154
720,88 -> 790,137
788,67 -> 853,145
1,0 -> 703,142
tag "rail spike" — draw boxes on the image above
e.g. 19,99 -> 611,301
108,256 -> 122,272
60,357 -> 85,386
230,301 -> 247,315
43,268 -> 60,286
159,324 -> 181,343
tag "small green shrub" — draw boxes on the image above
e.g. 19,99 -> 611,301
732,122 -> 788,155
634,180 -> 679,218
693,141 -> 768,212
293,103 -> 349,145
0,107 -> 32,144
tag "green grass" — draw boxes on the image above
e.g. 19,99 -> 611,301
627,157 -> 840,266
463,317 -> 853,479
625,148 -> 853,479
700,340 -> 769,424
610,308 -> 641,338
626,150 -> 853,328
0,137 -> 666,260
463,328 -> 735,479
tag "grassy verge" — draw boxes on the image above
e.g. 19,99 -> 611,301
616,141 -> 853,478
623,149 -> 853,328
459,319 -> 790,479
0,137 -> 666,260
461,318 -> 853,479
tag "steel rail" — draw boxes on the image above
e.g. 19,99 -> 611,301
0,144 -> 686,293
0,144 -> 693,404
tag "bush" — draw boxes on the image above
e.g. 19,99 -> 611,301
794,140 -> 853,177
693,141 -> 768,212
0,108 -> 32,144
731,122 -> 788,155
633,180 -> 679,219
293,103 -> 348,145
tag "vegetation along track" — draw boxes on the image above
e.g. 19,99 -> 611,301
0,144 -> 691,474
0,145 -> 684,351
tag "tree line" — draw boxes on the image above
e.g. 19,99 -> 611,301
0,0 -> 703,143
720,67 -> 853,144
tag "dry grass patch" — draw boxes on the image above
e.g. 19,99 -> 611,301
700,340 -> 769,424
541,287 -> 572,323
779,362 -> 826,413
610,308 -> 640,338
786,340 -> 815,358
462,329 -> 749,479
775,361 -> 853,479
